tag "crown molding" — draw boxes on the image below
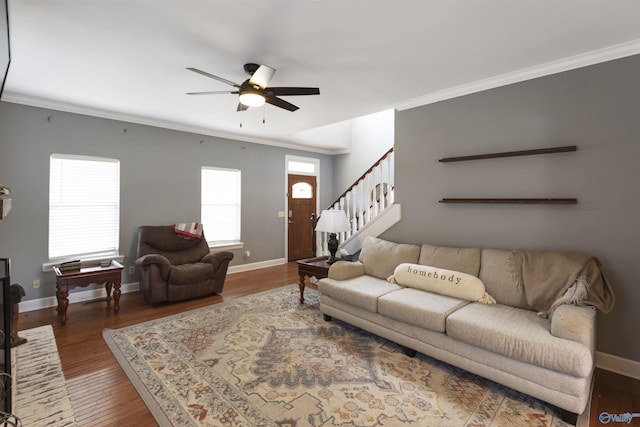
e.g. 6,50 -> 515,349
4,39 -> 639,151
395,39 -> 640,111
0,93 -> 342,155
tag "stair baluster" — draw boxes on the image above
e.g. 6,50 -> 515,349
316,147 -> 395,258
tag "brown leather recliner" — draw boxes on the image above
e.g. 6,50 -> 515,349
135,225 -> 234,304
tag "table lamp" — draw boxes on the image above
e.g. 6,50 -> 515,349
315,209 -> 350,263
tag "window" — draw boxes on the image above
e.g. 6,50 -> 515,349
49,154 -> 120,260
292,182 -> 313,199
286,156 -> 318,176
201,167 -> 241,245
288,160 -> 316,174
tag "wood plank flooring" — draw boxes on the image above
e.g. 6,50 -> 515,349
17,262 -> 640,426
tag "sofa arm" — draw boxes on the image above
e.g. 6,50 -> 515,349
328,261 -> 365,280
201,251 -> 234,270
136,254 -> 170,279
551,304 -> 596,349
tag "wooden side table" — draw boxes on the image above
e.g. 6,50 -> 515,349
296,256 -> 330,303
54,261 -> 124,325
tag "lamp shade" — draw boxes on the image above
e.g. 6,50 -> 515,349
315,209 -> 350,233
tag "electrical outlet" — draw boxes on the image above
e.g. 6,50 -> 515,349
33,279 -> 40,289
128,266 -> 135,275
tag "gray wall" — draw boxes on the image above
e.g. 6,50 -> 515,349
385,54 -> 640,361
0,102 -> 333,301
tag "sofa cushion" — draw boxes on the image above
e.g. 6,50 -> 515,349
359,237 -> 420,280
418,244 -> 481,276
168,262 -> 214,285
446,303 -> 592,377
479,249 -> 532,310
378,288 -> 469,332
317,275 -> 402,313
389,263 -> 496,304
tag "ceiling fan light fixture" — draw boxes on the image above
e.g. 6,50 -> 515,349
239,91 -> 265,107
186,64 -> 319,112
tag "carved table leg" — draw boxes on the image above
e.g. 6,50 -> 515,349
105,281 -> 112,305
113,282 -> 121,313
298,274 -> 306,304
56,288 -> 69,325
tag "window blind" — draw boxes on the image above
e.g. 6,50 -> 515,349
201,167 -> 241,243
49,154 -> 120,260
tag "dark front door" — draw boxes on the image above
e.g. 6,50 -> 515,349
287,174 -> 317,261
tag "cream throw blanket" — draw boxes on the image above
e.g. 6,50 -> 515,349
520,251 -> 615,317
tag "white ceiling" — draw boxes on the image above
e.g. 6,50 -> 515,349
3,1 -> 640,153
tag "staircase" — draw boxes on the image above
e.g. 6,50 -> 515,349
316,147 -> 400,256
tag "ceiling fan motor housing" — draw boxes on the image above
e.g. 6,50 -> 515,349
243,63 -> 261,76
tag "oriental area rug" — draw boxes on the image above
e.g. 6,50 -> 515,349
103,285 -> 573,427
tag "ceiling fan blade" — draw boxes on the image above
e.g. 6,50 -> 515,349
249,65 -> 276,89
237,103 -> 249,112
186,90 -> 238,95
265,95 -> 299,112
268,87 -> 320,96
186,67 -> 240,88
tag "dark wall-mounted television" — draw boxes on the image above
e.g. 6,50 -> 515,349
0,0 -> 11,99
0,0 -> 9,416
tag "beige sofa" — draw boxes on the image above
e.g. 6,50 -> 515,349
318,236 -> 614,416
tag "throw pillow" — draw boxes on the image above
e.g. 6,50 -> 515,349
389,263 -> 496,304
359,237 -> 421,280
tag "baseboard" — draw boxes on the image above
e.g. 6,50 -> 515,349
19,258 -> 287,313
19,282 -> 141,313
595,351 -> 640,380
227,258 -> 286,274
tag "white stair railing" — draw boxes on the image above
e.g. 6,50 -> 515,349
316,147 -> 394,256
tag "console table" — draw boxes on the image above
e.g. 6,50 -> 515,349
296,256 -> 330,304
54,261 -> 123,325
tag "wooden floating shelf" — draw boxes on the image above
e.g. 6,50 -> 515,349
439,145 -> 576,163
439,198 -> 577,205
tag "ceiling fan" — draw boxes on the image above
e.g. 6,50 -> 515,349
186,63 -> 320,112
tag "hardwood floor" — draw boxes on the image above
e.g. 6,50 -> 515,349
17,262 -> 640,426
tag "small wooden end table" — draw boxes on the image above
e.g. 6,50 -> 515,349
54,261 -> 124,325
296,256 -> 330,304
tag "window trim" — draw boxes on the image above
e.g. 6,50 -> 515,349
48,153 -> 120,263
